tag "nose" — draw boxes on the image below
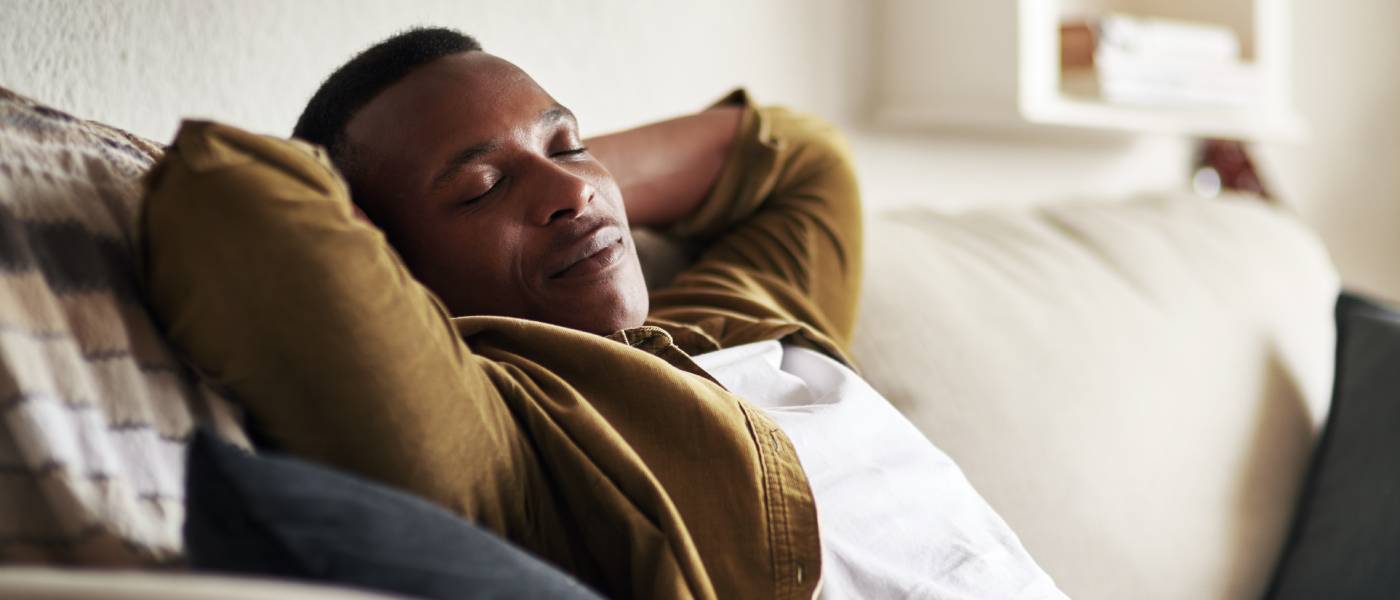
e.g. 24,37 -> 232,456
526,158 -> 594,226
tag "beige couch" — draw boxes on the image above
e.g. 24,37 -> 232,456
0,86 -> 1337,598
847,197 -> 1335,599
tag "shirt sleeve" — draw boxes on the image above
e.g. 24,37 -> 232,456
142,121 -> 540,536
648,90 -> 864,352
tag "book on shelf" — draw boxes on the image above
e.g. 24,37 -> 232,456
1059,14 -> 1259,110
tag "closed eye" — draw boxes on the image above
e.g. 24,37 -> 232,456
551,146 -> 588,159
463,178 -> 502,206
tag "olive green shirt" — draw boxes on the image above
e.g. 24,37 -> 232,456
143,90 -> 861,600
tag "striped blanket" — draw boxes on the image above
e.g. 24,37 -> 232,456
0,86 -> 246,565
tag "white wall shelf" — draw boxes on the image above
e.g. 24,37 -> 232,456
872,0 -> 1305,140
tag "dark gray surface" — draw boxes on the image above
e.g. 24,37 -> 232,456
1267,292 -> 1400,599
184,432 -> 603,600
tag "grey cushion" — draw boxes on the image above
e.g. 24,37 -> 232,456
1267,292 -> 1400,599
184,432 -> 602,600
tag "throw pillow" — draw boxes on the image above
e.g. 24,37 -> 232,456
185,431 -> 602,599
1266,291 -> 1400,599
0,85 -> 247,564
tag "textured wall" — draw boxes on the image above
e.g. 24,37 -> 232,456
0,0 -> 861,140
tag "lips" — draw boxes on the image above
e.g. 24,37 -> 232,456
547,224 -> 626,280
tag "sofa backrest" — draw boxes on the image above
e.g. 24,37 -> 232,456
0,87 -> 245,565
851,196 -> 1339,600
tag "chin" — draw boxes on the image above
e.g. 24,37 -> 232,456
561,277 -> 650,336
578,297 -> 649,336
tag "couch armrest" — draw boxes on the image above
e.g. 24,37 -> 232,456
0,567 -> 406,600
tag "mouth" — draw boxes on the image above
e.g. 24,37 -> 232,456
548,224 -> 626,281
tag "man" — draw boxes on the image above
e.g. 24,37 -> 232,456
147,27 -> 1064,599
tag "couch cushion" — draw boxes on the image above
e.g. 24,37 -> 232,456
1265,292 -> 1400,599
0,86 -> 245,564
850,193 -> 1338,600
184,431 -> 603,599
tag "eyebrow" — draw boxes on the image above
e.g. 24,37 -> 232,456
428,104 -> 578,191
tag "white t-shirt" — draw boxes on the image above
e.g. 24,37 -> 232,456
692,341 -> 1066,600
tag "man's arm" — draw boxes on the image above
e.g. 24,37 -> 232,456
143,122 -> 538,532
585,106 -> 742,228
643,92 -> 865,354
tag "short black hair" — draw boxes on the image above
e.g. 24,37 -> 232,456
292,27 -> 481,193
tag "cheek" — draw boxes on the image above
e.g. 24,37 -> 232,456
588,170 -> 629,224
395,216 -> 523,306
441,223 -> 519,282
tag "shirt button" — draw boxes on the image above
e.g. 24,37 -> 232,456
796,565 -> 804,584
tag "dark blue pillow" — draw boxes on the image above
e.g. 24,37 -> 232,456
1266,292 -> 1400,599
183,431 -> 602,600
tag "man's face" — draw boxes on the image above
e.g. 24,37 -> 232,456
344,52 -> 648,335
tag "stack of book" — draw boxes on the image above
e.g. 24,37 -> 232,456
1060,14 -> 1260,109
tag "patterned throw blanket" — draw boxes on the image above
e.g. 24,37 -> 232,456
0,87 -> 245,565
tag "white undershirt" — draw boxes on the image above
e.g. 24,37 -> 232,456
692,341 -> 1066,600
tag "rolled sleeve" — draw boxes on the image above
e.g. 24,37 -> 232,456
652,90 -> 864,351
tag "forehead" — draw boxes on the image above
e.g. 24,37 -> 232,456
344,52 -> 558,181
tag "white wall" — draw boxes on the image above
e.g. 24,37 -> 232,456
1255,0 -> 1400,301
0,0 -> 859,140
1,0 -> 1396,298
